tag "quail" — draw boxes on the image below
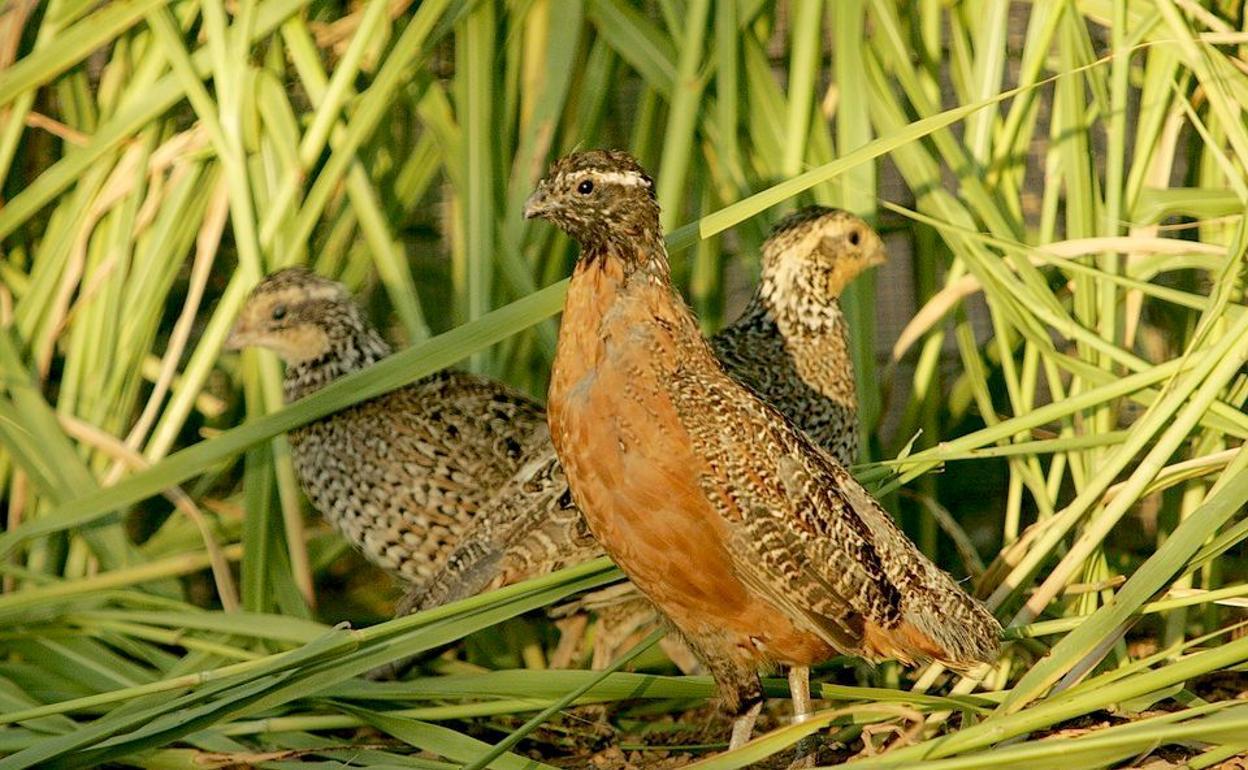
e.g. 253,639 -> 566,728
224,268 -> 548,584
530,150 -> 1000,757
403,206 -> 887,625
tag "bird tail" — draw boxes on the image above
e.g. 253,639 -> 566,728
899,556 -> 1002,670
397,540 -> 504,616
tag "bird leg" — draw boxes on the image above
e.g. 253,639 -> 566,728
722,669 -> 764,751
789,665 -> 812,722
729,700 -> 763,751
549,614 -> 589,669
590,601 -> 654,669
788,665 -> 818,768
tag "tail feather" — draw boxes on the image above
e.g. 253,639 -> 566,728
397,540 -> 504,616
862,619 -> 944,665
901,562 -> 1002,669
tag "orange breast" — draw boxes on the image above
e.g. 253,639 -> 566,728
549,259 -> 834,669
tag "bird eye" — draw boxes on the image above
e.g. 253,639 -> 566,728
577,179 -> 594,195
271,304 -> 287,321
848,230 -> 861,246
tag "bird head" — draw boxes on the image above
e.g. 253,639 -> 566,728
524,150 -> 660,247
224,267 -> 362,366
759,207 -> 886,320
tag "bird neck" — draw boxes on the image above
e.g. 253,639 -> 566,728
578,223 -> 670,278
555,236 -> 709,385
283,321 -> 392,402
735,291 -> 857,402
715,296 -> 859,464
743,284 -> 853,348
756,272 -> 849,334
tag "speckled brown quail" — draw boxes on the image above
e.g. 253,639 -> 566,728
224,268 -> 548,584
532,149 -> 1000,758
402,206 -> 886,622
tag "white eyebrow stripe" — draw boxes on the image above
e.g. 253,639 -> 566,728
570,169 -> 650,187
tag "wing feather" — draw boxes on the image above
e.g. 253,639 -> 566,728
667,365 -> 999,667
667,367 -> 900,657
400,441 -> 599,613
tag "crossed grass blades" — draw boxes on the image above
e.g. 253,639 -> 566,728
2,1 -> 1248,767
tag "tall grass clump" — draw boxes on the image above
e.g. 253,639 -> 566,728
2,1 -> 1248,767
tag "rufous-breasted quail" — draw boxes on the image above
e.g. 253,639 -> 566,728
531,150 -> 999,758
404,206 -> 887,631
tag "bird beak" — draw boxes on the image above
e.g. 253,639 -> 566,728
524,184 -> 553,220
867,246 -> 888,268
223,320 -> 250,351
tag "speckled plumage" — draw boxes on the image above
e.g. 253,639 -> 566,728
535,150 -> 1000,747
225,268 -> 548,583
712,204 -> 885,466
402,205 -> 886,618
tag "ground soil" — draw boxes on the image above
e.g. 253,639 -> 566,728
483,669 -> 1248,769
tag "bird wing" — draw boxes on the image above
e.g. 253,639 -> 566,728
669,365 -> 999,667
400,441 -> 601,614
829,460 -> 1002,667
397,537 -> 503,615
667,366 -> 907,658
